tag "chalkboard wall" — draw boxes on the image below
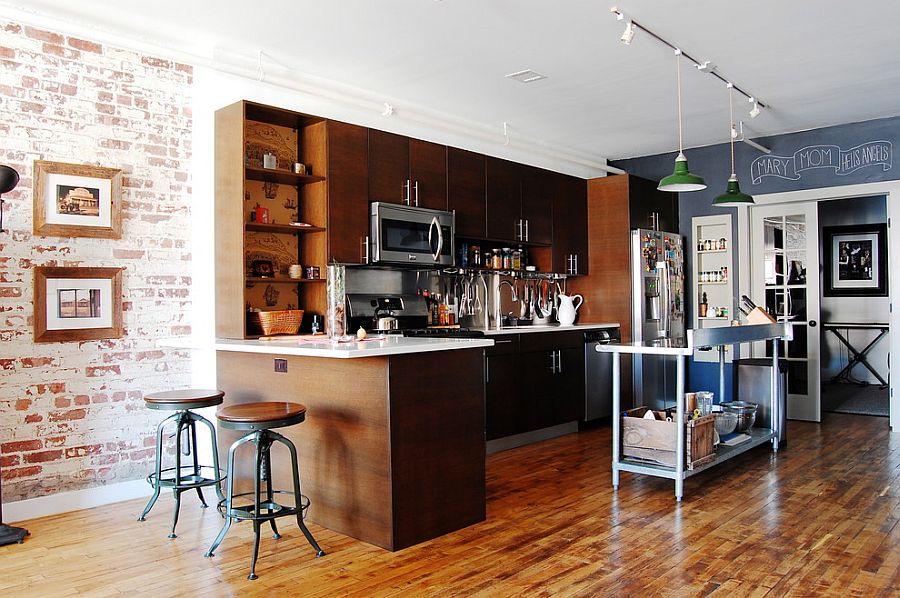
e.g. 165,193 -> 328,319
611,115 -> 899,401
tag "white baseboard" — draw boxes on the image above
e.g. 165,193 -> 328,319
3,479 -> 153,524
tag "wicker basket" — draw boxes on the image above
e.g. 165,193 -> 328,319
247,309 -> 304,336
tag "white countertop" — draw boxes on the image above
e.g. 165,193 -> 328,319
162,335 -> 494,358
481,322 -> 619,335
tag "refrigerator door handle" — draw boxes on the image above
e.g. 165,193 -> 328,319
657,260 -> 669,338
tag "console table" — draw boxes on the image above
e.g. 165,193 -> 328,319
822,322 -> 889,388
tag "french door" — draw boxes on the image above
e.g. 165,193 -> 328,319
749,202 -> 821,421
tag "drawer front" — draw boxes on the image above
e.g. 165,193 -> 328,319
519,330 -> 583,352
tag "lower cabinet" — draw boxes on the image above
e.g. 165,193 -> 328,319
485,331 -> 584,441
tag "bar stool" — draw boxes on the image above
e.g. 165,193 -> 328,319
138,389 -> 225,538
205,401 -> 325,580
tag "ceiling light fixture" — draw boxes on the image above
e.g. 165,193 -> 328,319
658,49 -> 706,193
620,20 -> 635,44
609,6 -> 767,113
713,83 -> 754,207
749,98 -> 761,119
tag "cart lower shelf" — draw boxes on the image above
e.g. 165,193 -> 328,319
616,427 -> 775,480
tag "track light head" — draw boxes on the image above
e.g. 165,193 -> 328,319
620,20 -> 635,44
749,101 -> 761,119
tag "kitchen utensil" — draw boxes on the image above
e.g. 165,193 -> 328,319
714,411 -> 738,435
720,401 -> 757,432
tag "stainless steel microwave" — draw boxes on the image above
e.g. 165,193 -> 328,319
370,202 -> 455,266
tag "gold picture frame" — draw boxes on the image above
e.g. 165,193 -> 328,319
33,160 -> 123,239
34,266 -> 124,343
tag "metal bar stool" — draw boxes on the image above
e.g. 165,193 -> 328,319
138,389 -> 226,538
205,401 -> 325,580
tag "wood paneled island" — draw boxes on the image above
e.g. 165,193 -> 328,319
214,336 -> 491,551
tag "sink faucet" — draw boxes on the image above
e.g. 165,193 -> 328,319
498,279 -> 518,302
496,279 -> 519,328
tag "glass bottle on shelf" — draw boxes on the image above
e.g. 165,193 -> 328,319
491,249 -> 502,270
502,247 -> 512,270
699,292 -> 708,317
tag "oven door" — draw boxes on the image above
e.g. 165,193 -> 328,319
371,202 -> 455,265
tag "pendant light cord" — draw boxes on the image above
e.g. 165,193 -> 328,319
728,83 -> 736,177
675,49 -> 683,154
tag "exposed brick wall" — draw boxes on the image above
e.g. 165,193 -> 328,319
0,20 -> 194,502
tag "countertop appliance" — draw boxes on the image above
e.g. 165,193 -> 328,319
370,202 -> 455,266
631,228 -> 685,410
584,326 -> 621,421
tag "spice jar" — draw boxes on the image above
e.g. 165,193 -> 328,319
471,245 -> 482,267
502,247 -> 512,270
491,249 -> 502,270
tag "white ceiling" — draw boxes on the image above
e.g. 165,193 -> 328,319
5,0 -> 900,163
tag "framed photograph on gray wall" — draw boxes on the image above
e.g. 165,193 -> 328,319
823,223 -> 887,296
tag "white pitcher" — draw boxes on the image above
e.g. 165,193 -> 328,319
556,293 -> 583,326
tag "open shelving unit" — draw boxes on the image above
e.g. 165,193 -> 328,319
692,214 -> 733,363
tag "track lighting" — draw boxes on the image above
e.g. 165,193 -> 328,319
749,101 -> 761,119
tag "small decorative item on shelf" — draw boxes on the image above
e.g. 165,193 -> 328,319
263,151 -> 277,169
292,162 -> 306,175
251,259 -> 275,278
305,266 -> 320,279
254,205 -> 269,224
288,264 -> 303,279
248,309 -> 304,336
699,292 -> 708,317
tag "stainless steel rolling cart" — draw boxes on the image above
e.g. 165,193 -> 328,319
596,322 -> 793,500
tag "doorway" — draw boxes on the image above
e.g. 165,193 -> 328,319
737,180 -> 900,430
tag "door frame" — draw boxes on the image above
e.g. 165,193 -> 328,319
736,180 -> 900,431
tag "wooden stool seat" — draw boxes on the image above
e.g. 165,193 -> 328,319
216,401 -> 306,430
144,389 -> 224,411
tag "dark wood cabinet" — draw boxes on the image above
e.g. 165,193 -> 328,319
485,331 -> 584,441
552,173 -> 589,275
520,166 -> 553,245
368,130 -> 447,210
447,148 -> 486,238
485,157 -> 522,242
327,120 -> 369,264
626,175 -> 678,233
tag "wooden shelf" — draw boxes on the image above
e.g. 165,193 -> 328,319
697,249 -> 727,254
245,166 -> 325,185
245,222 -> 326,234
245,276 -> 326,284
698,281 -> 728,285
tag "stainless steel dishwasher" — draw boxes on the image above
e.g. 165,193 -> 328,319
584,327 -> 621,421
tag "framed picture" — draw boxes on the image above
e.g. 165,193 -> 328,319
34,267 -> 124,342
33,160 -> 123,239
823,223 -> 888,297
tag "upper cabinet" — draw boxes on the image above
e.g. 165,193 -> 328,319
552,173 -> 588,275
485,159 -> 553,245
626,175 -> 678,233
447,148 -> 486,239
368,130 -> 447,210
327,121 -> 369,264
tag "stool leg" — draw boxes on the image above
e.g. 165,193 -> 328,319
275,431 -> 325,557
195,412 -> 225,504
189,419 -> 208,508
168,413 -> 189,538
205,433 -> 247,558
138,411 -> 177,522
248,520 -> 262,580
262,442 -> 281,540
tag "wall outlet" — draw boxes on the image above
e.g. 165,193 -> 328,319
274,358 -> 288,373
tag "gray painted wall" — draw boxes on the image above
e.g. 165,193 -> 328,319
611,116 -> 900,400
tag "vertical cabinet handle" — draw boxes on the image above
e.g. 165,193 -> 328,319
524,219 -> 530,242
413,181 -> 419,207
402,179 -> 410,205
574,254 -> 579,274
361,235 -> 370,264
556,350 -> 562,374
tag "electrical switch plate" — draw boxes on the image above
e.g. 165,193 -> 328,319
274,358 -> 288,373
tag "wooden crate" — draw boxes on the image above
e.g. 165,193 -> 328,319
621,406 -> 716,470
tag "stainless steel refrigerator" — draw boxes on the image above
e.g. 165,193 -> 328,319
631,228 -> 685,410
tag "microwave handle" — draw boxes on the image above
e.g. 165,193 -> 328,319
428,216 -> 443,260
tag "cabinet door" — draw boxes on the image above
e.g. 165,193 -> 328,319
552,173 -> 588,274
485,351 -> 523,440
328,121 -> 370,263
520,166 -> 553,245
628,176 -> 679,233
368,129 -> 409,204
409,139 -> 447,210
447,148 -> 486,238
485,157 -> 522,242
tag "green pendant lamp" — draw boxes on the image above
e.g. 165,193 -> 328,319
713,83 -> 754,206
658,49 -> 706,192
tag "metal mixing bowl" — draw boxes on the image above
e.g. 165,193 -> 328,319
720,401 -> 757,432
714,411 -> 738,435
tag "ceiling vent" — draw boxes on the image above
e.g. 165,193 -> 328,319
505,69 -> 547,83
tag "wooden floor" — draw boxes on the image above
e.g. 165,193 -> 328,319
2,413 -> 898,597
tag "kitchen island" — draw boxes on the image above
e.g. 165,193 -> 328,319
213,335 -> 492,551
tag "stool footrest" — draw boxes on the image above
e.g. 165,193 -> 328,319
146,465 -> 225,490
217,491 -> 310,522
